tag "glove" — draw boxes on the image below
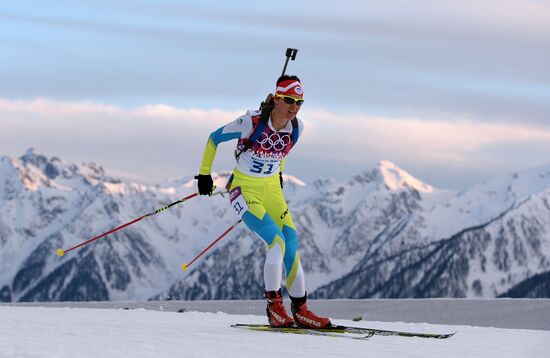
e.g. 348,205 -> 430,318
279,172 -> 283,189
195,174 -> 214,195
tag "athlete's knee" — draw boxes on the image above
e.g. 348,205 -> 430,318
265,240 -> 284,265
284,252 -> 302,282
268,233 -> 286,257
282,227 -> 298,258
243,211 -> 285,245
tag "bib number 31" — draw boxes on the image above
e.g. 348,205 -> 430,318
250,160 -> 274,175
229,186 -> 249,218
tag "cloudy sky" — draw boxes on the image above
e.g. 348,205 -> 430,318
1,0 -> 549,190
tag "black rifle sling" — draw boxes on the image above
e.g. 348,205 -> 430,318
235,114 -> 300,161
235,94 -> 300,161
235,107 -> 271,161
227,105 -> 299,191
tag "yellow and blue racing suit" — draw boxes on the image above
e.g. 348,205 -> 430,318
198,109 -> 306,297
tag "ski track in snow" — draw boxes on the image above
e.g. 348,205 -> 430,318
0,307 -> 548,358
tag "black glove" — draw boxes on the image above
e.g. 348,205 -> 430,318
279,172 -> 283,189
195,174 -> 214,195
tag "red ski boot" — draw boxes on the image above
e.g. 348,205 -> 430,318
290,294 -> 331,329
265,290 -> 295,327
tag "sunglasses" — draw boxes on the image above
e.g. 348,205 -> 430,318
276,95 -> 304,106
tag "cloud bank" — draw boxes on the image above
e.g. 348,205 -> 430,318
2,0 -> 549,124
2,97 -> 550,189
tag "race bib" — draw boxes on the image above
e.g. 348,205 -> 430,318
229,186 -> 249,218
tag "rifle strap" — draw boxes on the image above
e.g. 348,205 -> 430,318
235,94 -> 300,161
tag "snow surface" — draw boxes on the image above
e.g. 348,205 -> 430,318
0,306 -> 548,358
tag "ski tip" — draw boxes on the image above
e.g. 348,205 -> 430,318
56,248 -> 65,257
181,263 -> 188,271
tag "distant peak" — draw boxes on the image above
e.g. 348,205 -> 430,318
374,160 -> 433,193
351,161 -> 422,191
378,160 -> 397,169
20,147 -> 41,162
375,160 -> 404,177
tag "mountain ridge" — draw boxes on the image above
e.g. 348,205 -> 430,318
1,149 -> 549,301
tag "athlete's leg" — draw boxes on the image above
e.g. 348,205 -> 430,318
281,224 -> 305,297
231,174 -> 286,291
241,209 -> 286,291
230,174 -> 295,327
263,181 -> 306,297
276,209 -> 330,328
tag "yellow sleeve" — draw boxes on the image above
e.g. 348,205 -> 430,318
198,118 -> 248,174
198,137 -> 218,175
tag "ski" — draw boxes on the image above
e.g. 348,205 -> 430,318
231,323 -> 456,339
231,324 -> 373,340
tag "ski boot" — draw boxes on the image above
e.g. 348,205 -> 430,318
290,293 -> 331,329
265,290 -> 295,327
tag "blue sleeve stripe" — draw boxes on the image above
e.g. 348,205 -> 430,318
209,127 -> 241,145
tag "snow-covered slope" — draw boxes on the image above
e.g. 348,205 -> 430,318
0,306 -> 548,358
313,164 -> 550,299
1,149 -> 550,302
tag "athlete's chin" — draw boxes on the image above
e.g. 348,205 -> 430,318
287,110 -> 298,119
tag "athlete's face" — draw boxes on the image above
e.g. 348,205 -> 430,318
273,95 -> 302,121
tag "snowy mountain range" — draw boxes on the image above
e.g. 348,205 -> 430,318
1,149 -> 549,302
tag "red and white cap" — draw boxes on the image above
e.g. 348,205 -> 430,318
275,79 -> 303,99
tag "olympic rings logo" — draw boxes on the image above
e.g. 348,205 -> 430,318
259,132 -> 291,151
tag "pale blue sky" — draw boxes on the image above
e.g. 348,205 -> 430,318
1,0 -> 549,189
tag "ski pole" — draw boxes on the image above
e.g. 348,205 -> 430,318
57,190 -> 227,257
181,218 -> 242,271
